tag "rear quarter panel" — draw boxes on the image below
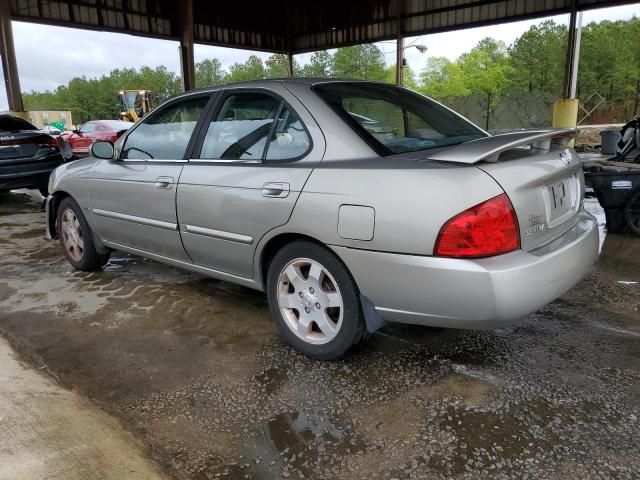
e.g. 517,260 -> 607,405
278,157 -> 504,256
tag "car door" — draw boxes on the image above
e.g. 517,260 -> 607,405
72,122 -> 97,155
89,94 -> 212,261
177,87 -> 324,278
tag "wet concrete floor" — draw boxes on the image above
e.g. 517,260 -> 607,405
0,336 -> 167,480
0,190 -> 638,479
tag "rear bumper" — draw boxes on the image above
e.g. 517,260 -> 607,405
0,158 -> 63,191
331,211 -> 599,329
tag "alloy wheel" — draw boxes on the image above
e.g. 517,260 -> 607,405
277,257 -> 344,345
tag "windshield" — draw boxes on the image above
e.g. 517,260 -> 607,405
313,82 -> 486,155
121,91 -> 139,110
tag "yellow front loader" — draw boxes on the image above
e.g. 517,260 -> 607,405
119,89 -> 155,123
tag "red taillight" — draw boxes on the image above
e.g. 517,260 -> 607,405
39,137 -> 58,148
434,194 -> 520,258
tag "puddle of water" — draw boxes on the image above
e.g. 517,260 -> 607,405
598,234 -> 640,281
253,366 -> 288,396
427,403 -> 553,475
246,410 -> 366,478
592,323 -> 640,338
0,190 -> 41,214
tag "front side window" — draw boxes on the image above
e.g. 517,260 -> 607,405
199,91 -> 310,161
122,96 -> 209,160
313,82 -> 486,155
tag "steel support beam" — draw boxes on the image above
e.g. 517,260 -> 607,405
287,52 -> 293,77
0,0 -> 23,111
562,1 -> 582,99
395,2 -> 404,87
569,11 -> 583,98
178,0 -> 195,92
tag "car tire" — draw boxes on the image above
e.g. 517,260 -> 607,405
624,191 -> 640,236
266,240 -> 366,360
57,196 -> 110,271
604,208 -> 627,234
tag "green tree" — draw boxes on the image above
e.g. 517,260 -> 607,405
579,18 -> 640,115
195,59 -> 225,88
301,50 -> 334,77
332,44 -> 387,80
226,55 -> 267,83
508,20 -> 567,94
24,65 -> 181,124
418,57 -> 469,99
382,65 -> 418,90
458,38 -> 511,96
263,53 -> 302,78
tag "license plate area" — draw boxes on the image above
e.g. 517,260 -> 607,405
544,175 -> 579,227
0,145 -> 20,159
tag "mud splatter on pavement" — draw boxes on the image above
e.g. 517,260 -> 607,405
0,191 -> 639,479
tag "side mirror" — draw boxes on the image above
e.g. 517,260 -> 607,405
91,141 -> 115,160
72,129 -> 80,134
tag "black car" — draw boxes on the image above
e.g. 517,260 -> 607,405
0,114 -> 65,196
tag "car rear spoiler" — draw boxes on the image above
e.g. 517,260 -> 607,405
428,129 -> 577,164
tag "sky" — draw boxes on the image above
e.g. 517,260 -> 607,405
1,3 -> 638,110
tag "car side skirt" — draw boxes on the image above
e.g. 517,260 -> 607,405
101,240 -> 262,291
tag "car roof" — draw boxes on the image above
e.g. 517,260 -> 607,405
180,77 -> 386,96
91,119 -> 133,126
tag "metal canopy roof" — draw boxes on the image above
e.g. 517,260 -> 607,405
9,0 -> 638,53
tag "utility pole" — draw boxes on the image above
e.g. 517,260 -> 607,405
0,0 -> 23,112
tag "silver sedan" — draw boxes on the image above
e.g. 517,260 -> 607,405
45,79 -> 599,359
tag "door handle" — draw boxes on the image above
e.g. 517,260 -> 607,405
155,176 -> 174,190
262,182 -> 290,198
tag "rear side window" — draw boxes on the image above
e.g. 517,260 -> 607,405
313,82 -> 486,155
0,115 -> 37,131
265,108 -> 310,160
199,91 -> 310,161
122,96 -> 209,160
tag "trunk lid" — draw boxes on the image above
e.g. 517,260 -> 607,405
428,129 -> 584,251
478,146 -> 583,251
0,130 -> 55,164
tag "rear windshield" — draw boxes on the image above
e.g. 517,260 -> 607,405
313,82 -> 486,155
0,115 -> 37,132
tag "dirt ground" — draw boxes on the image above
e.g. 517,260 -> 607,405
0,191 -> 639,480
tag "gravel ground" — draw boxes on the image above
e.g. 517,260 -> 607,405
0,191 -> 638,480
